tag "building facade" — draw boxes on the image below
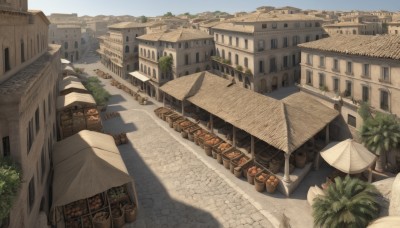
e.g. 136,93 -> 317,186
388,21 -> 400,35
136,29 -> 214,100
211,12 -> 324,93
0,1 -> 62,227
49,24 -> 82,62
98,22 -> 146,78
298,35 -> 400,138
324,15 -> 383,35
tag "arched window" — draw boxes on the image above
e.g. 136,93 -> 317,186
126,36 -> 129,42
153,69 -> 156,78
21,39 -> 25,62
151,51 -> 155,60
125,45 -> 129,53
74,41 -> 78,49
148,67 -> 150,75
144,66 -> 147,74
140,64 -> 143,72
64,42 -> 68,50
222,50 -> 225,59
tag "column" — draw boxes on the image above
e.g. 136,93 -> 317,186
232,126 -> 236,147
368,166 -> 373,183
210,114 -> 214,133
283,153 -> 292,183
181,100 -> 185,116
251,135 -> 255,159
325,124 -> 330,144
163,93 -> 166,107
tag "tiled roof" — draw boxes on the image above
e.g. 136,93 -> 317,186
137,29 -> 212,42
323,22 -> 365,27
212,23 -> 254,33
232,12 -> 322,22
108,21 -> 146,29
299,34 -> 400,61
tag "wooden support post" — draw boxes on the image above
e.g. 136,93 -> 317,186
325,124 -> 330,144
283,153 -> 292,183
232,126 -> 236,147
251,135 -> 255,159
163,92 -> 165,107
210,114 -> 214,133
181,100 -> 185,116
368,167 -> 373,183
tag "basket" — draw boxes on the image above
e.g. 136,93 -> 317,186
222,149 -> 242,170
295,151 -> 307,169
254,172 -> 269,192
112,207 -> 125,228
203,138 -> 222,157
230,155 -> 250,174
193,131 -> 206,146
266,182 -> 278,194
247,166 -> 262,185
93,212 -> 111,228
123,204 -> 137,223
181,130 -> 188,138
233,166 -> 243,178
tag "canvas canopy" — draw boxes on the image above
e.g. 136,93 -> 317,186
51,130 -> 133,208
367,216 -> 400,228
129,71 -> 150,82
59,81 -> 87,93
61,58 -> 71,64
63,75 -> 81,83
57,92 -> 96,111
321,139 -> 377,174
63,65 -> 76,75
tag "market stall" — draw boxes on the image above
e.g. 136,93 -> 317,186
57,93 -> 102,139
63,65 -> 77,76
51,130 -> 138,228
159,72 -> 339,196
59,80 -> 89,96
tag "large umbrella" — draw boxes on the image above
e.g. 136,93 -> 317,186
320,139 -> 377,174
367,216 -> 400,228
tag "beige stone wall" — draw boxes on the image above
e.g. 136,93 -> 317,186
48,25 -> 82,62
0,13 -> 49,84
0,0 -> 27,12
389,24 -> 400,35
324,23 -> 382,35
213,20 -> 323,93
300,48 -> 400,133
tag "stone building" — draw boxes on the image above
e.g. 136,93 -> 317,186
211,12 -> 324,93
98,22 -> 146,78
0,0 -> 62,227
298,35 -> 400,138
49,24 -> 82,62
136,29 -> 214,99
86,21 -> 108,38
324,15 -> 383,35
388,21 -> 400,35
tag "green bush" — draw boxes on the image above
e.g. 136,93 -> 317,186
236,65 -> 243,72
159,56 -> 173,74
83,77 -> 111,106
0,158 -> 21,220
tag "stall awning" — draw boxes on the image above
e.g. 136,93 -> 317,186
61,58 -> 71,64
57,92 -> 96,111
59,81 -> 87,92
129,71 -> 150,82
51,130 -> 132,208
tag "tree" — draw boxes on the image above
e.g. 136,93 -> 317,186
140,15 -> 147,23
358,101 -> 372,121
82,77 -> 111,106
159,56 -> 173,76
360,113 -> 400,172
163,12 -> 174,17
313,176 -> 380,228
0,158 -> 21,220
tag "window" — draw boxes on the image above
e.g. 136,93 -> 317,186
306,54 -> 313,65
363,64 -> 370,77
319,73 -> 325,87
292,54 -> 296,66
228,52 -> 231,61
221,35 -> 224,44
28,177 -> 35,211
21,40 -> 25,63
346,61 -> 353,75
221,50 -> 225,59
262,24 -> 267,29
292,36 -> 300,45
362,85 -> 369,102
380,90 -> 389,111
125,45 -> 129,53
64,42 -> 68,49
4,48 -> 10,72
283,37 -> 288,48
151,51 -> 155,60
259,60 -> 264,73
153,69 -> 156,78
2,136 -> 10,157
258,40 -> 265,51
306,71 -> 313,85
235,37 -> 239,47
283,56 -> 288,68
235,54 -> 238,65
185,42 -> 189,48
185,54 -> 189,65
381,67 -> 390,82
345,81 -> 352,97
244,57 -> 248,68
305,35 -> 310,42
348,115 -> 356,127
319,56 -> 325,68
294,22 -> 300,28
229,36 -> 232,45
316,35 -> 320,40
126,36 -> 129,42
271,39 -> 277,49
269,58 -> 276,73
284,23 -> 288,28
333,59 -> 339,71
74,41 -> 78,49
272,23 -> 277,29
35,108 -> 40,133
244,39 -> 248,49
41,148 -> 46,182
333,78 -> 340,93
196,52 -> 200,63
215,34 -> 219,42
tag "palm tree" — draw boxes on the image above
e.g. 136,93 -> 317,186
313,176 -> 380,228
360,113 -> 400,172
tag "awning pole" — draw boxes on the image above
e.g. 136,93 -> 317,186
251,135 -> 255,159
163,92 -> 165,107
283,152 -> 292,183
232,126 -> 236,147
181,100 -> 185,116
210,114 -> 214,133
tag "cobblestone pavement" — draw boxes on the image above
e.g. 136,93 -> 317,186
75,49 -> 332,228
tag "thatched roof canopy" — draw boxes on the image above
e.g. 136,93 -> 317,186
160,72 -> 338,153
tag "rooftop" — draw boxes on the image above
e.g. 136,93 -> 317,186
108,21 -> 146,29
137,28 -> 212,42
299,34 -> 400,61
232,12 -> 322,23
323,22 -> 365,27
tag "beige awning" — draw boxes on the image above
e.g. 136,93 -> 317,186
368,216 -> 400,228
51,130 -> 133,208
59,81 -> 87,92
61,58 -> 71,64
57,92 -> 96,111
321,139 -> 377,174
63,76 -> 81,83
129,71 -> 150,82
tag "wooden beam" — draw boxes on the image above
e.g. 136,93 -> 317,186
210,114 -> 214,133
251,135 -> 255,159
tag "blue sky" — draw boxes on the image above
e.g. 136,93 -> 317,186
29,0 -> 400,16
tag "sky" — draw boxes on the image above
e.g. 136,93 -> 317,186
29,0 -> 400,17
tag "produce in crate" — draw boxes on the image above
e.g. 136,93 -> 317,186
224,150 -> 241,159
88,194 -> 103,211
247,166 -> 262,177
179,120 -> 192,128
194,129 -> 206,136
205,137 -> 221,146
237,156 -> 250,166
108,186 -> 127,203
256,173 -> 269,182
65,219 -> 80,228
112,207 -> 123,217
200,133 -> 214,141
64,199 -> 88,219
266,175 -> 279,187
217,143 -> 231,151
82,216 -> 92,228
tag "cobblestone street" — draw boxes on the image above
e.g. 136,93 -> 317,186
74,50 -> 332,228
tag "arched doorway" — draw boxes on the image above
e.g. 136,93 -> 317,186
272,77 -> 278,91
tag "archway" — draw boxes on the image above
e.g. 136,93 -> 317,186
272,77 -> 278,91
